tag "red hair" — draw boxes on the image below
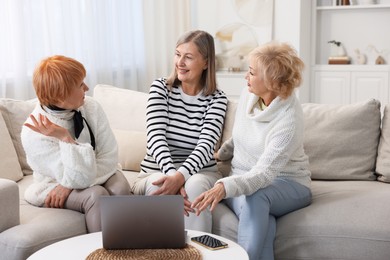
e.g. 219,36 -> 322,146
33,55 -> 86,106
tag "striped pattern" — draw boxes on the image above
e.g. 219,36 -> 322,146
140,78 -> 227,180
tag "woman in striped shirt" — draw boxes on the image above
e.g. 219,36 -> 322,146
133,30 -> 227,233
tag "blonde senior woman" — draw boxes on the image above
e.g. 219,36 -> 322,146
192,42 -> 312,260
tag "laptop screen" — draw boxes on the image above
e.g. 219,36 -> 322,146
100,195 -> 186,249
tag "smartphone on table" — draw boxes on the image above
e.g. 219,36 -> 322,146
191,234 -> 228,250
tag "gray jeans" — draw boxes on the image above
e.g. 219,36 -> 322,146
64,170 -> 131,232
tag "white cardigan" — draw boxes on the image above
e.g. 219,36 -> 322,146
217,89 -> 311,198
21,97 -> 119,206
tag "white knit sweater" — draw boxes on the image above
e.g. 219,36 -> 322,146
21,97 -> 119,206
217,89 -> 311,198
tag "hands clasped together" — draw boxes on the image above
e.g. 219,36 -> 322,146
151,172 -> 226,217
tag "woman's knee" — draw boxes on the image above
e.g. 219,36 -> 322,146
185,172 -> 220,189
104,171 -> 131,195
89,186 -> 110,201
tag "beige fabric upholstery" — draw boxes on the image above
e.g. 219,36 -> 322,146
93,84 -> 148,132
0,179 -> 19,233
376,105 -> 390,182
0,112 -> 23,181
0,175 -> 87,260
3,85 -> 390,260
302,99 -> 381,180
0,98 -> 37,175
220,100 -> 237,144
217,100 -> 237,177
274,181 -> 390,259
113,129 -> 146,172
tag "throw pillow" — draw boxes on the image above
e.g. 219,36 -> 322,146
113,129 -> 147,172
93,84 -> 148,132
376,105 -> 390,182
302,99 -> 381,180
0,98 -> 37,175
0,112 -> 23,181
218,100 -> 237,177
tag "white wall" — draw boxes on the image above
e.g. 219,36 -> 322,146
273,0 -> 311,102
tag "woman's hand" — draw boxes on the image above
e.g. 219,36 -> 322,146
192,182 -> 226,216
179,187 -> 195,217
45,184 -> 72,208
151,172 -> 194,216
24,114 -> 77,144
151,171 -> 185,195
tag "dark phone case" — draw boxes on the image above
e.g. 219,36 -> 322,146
191,235 -> 228,250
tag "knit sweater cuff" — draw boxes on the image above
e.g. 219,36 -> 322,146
217,178 -> 238,198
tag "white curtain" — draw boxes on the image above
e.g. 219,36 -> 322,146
0,0 -> 191,100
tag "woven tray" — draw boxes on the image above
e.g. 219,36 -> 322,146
86,244 -> 202,260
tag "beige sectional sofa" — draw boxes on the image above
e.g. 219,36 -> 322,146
1,84 -> 390,260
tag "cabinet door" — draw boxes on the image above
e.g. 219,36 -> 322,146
351,72 -> 389,107
313,71 -> 350,104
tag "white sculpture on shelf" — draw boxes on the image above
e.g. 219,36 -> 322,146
354,49 -> 367,65
367,44 -> 388,65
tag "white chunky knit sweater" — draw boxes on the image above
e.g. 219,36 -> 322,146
21,97 -> 119,206
217,89 -> 311,198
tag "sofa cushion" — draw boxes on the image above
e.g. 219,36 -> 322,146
0,203 -> 86,260
0,175 -> 87,260
217,100 -> 238,177
0,179 -> 20,233
93,84 -> 147,132
220,100 -> 238,144
0,112 -> 23,181
0,98 -> 37,175
376,105 -> 390,182
275,181 -> 390,259
113,129 -> 146,172
302,99 -> 380,180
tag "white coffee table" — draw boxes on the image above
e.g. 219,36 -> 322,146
28,230 -> 248,260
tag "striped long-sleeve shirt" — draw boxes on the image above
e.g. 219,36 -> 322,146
140,78 -> 228,181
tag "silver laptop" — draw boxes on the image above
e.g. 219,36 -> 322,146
100,195 -> 186,250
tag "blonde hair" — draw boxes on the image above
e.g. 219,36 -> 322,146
249,42 -> 304,99
166,30 -> 217,96
33,55 -> 86,106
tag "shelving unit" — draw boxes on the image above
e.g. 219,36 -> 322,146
317,4 -> 390,10
310,1 -> 390,107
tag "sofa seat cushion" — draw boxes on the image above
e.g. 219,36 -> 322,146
0,176 -> 86,260
212,203 -> 238,242
3,175 -> 87,259
274,181 -> 390,260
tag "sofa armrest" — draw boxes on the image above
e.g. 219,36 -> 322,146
0,178 -> 20,233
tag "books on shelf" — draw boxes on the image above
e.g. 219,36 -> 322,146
328,56 -> 351,64
333,0 -> 350,5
